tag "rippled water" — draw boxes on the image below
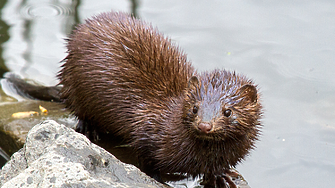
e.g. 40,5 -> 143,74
19,3 -> 73,18
1,0 -> 335,188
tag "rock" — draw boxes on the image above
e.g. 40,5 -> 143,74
0,120 -> 166,188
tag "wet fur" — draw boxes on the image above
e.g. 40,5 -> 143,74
59,12 -> 262,186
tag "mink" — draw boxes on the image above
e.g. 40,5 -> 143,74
9,12 -> 263,187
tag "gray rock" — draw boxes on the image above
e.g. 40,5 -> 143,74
0,120 -> 166,188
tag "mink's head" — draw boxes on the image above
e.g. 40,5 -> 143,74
183,70 -> 262,143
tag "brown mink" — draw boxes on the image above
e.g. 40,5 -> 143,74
59,12 -> 262,187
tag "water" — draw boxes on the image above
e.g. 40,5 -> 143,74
1,0 -> 335,187
0,147 -> 9,168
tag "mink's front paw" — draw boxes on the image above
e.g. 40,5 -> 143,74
202,169 -> 239,188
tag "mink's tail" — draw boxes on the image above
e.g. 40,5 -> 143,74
1,73 -> 62,102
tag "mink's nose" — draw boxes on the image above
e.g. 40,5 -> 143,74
198,122 -> 212,133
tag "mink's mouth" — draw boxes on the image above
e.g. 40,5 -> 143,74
189,121 -> 233,141
192,130 -> 227,141
191,124 -> 220,140
193,132 -> 216,140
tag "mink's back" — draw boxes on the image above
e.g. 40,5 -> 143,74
59,12 -> 194,134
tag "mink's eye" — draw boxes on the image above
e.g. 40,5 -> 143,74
192,106 -> 198,114
223,109 -> 232,117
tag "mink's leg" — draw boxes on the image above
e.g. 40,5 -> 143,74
75,119 -> 86,134
202,173 -> 218,188
202,169 -> 238,188
75,119 -> 100,142
137,154 -> 163,183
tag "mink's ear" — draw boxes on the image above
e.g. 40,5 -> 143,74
188,76 -> 199,89
238,84 -> 258,103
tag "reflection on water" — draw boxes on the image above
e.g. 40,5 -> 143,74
18,0 -> 78,79
0,0 -> 10,78
0,0 -> 79,85
0,0 -> 139,84
130,0 -> 139,18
